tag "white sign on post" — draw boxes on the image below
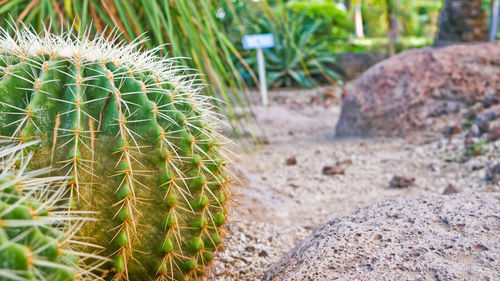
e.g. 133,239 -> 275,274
242,33 -> 274,106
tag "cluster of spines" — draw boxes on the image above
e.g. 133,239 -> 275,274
0,142 -> 105,281
154,126 -> 230,280
0,25 -> 232,281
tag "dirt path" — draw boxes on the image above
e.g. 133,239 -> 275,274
213,88 -> 499,280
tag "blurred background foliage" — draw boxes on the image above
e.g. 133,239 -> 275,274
221,0 -> 347,88
0,0 -> 499,136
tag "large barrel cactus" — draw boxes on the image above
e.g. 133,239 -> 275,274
0,26 -> 230,281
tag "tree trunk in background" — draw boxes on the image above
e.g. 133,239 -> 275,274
385,0 -> 398,56
354,4 -> 365,38
435,0 -> 488,46
344,0 -> 351,10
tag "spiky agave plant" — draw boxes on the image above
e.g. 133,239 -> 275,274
0,25 -> 231,281
0,141 -> 104,281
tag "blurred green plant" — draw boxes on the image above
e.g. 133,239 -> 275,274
262,14 -> 342,88
0,0 -> 256,137
352,0 -> 441,42
465,139 -> 488,157
222,0 -> 345,88
348,36 -> 433,53
286,0 -> 353,39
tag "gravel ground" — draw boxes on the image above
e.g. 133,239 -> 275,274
212,88 -> 500,280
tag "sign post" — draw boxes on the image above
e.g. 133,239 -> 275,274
256,47 -> 267,106
242,33 -> 274,106
491,0 -> 500,41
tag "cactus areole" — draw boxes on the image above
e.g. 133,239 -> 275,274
0,26 -> 230,281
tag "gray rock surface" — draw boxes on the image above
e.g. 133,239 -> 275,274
335,42 -> 500,137
263,192 -> 500,281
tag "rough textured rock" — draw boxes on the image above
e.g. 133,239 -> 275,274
483,93 -> 500,108
476,104 -> 500,125
435,0 -> 488,45
486,164 -> 500,182
335,43 -> 500,137
263,192 -> 500,281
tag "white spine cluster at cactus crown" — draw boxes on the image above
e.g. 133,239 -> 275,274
0,24 -> 225,134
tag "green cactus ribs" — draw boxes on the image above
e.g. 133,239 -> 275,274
0,142 -> 103,281
0,27 -> 231,281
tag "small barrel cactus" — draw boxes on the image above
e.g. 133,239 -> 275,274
0,26 -> 230,281
0,142 -> 102,281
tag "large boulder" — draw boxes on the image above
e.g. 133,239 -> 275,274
335,43 -> 500,137
263,192 -> 500,281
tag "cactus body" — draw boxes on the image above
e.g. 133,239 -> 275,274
0,142 -> 100,281
0,27 -> 230,281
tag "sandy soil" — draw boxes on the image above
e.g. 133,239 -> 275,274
212,88 -> 500,280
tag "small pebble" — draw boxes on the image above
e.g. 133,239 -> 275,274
285,156 -> 297,165
443,184 -> 459,195
322,164 -> 345,175
389,175 -> 415,188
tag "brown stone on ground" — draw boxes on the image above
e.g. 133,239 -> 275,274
389,175 -> 415,188
322,164 -> 345,175
443,124 -> 461,138
335,43 -> 500,137
244,246 -> 256,253
337,159 -> 353,166
285,156 -> 297,166
486,163 -> 500,182
263,192 -> 500,281
443,184 -> 459,195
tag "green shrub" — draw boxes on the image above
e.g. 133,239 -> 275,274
286,0 -> 353,38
